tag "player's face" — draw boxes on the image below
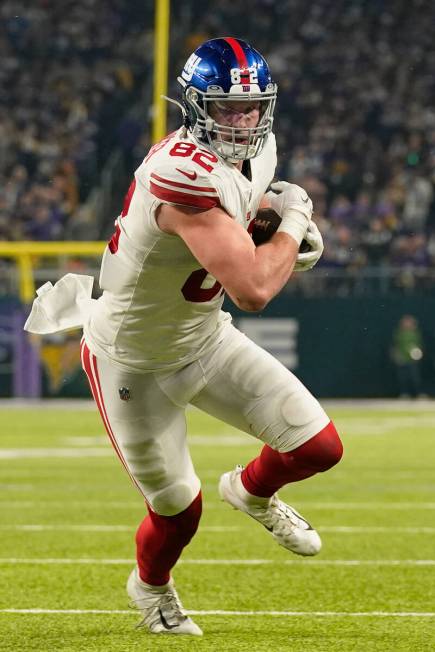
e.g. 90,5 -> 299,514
209,100 -> 261,137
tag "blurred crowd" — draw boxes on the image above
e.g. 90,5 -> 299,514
2,0 -> 435,280
0,0 -> 152,241
163,0 -> 435,278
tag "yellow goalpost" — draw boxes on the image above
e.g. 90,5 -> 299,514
152,0 -> 170,143
0,242 -> 105,304
2,2 -> 171,305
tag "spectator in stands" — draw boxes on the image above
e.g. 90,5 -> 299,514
3,0 -> 435,292
176,0 -> 435,281
0,0 -> 153,242
401,169 -> 433,232
361,219 -> 393,266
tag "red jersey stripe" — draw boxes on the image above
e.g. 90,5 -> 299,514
151,172 -> 217,194
150,181 -> 220,209
121,179 -> 136,217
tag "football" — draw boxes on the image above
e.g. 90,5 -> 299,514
251,208 -> 310,251
250,208 -> 282,246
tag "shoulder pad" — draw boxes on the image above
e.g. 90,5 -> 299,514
149,159 -> 221,209
148,142 -> 220,209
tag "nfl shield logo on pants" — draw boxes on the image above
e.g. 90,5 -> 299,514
118,387 -> 131,401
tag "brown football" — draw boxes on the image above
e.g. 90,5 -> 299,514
251,208 -> 282,246
251,208 -> 310,251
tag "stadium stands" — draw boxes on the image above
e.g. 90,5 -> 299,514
169,1 -> 435,278
2,1 -> 435,280
0,0 -> 153,241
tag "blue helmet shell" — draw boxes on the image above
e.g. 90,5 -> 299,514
178,37 -> 277,161
180,37 -> 273,93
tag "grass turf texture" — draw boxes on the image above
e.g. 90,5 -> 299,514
0,403 -> 434,651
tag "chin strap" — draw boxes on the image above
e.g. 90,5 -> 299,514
161,95 -> 191,134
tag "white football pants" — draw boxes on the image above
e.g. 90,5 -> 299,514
81,324 -> 329,516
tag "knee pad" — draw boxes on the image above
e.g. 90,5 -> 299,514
148,491 -> 202,544
147,476 -> 201,516
284,421 -> 343,472
247,382 -> 331,453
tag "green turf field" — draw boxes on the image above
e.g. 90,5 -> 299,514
0,402 -> 434,651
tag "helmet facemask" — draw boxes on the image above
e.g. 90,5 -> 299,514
182,84 -> 277,162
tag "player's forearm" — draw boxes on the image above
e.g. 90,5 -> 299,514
228,232 -> 299,311
166,205 -> 300,311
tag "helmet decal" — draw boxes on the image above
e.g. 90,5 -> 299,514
181,53 -> 202,83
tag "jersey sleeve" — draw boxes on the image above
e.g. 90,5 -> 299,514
148,161 -> 221,210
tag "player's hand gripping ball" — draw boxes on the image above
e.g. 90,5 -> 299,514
251,208 -> 323,271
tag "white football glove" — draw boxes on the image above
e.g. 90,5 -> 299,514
266,180 -> 313,245
294,220 -> 324,272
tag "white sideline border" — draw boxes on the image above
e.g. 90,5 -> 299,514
1,608 -> 434,618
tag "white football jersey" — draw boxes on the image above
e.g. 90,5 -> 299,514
84,127 -> 277,372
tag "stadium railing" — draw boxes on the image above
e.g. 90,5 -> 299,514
1,241 -> 434,303
0,242 -> 105,304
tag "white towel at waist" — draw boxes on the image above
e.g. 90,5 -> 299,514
24,273 -> 96,335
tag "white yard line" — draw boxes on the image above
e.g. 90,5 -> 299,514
0,501 -> 144,508
0,525 -> 133,532
0,399 -> 96,410
0,448 -> 113,459
0,558 -> 433,566
188,559 -> 435,566
204,501 -> 435,510
1,500 -> 435,509
3,426 -> 435,457
1,524 -> 435,534
319,526 -> 435,533
0,525 -> 241,532
1,398 -> 434,410
0,608 -> 434,618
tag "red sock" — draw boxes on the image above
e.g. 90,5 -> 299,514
136,491 -> 202,585
241,421 -> 343,498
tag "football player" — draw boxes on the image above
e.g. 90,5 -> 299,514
25,37 -> 342,636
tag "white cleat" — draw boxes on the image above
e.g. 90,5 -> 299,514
219,465 -> 321,556
127,567 -> 202,636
